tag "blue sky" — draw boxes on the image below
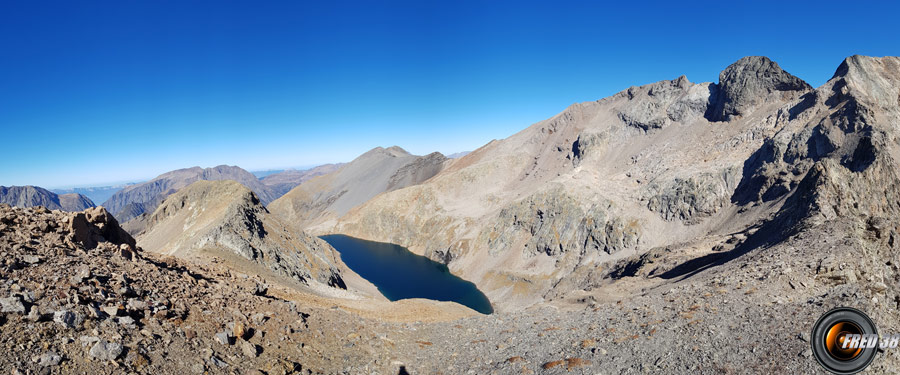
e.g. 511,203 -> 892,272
1,1 -> 898,188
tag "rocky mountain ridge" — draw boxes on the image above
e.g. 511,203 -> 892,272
327,55 -> 900,313
138,180 -> 348,291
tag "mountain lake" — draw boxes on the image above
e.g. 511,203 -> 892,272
320,234 -> 493,314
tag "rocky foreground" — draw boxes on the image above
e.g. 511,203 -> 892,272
3,205 -> 900,374
0,204 -> 409,374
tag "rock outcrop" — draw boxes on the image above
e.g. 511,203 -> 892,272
645,168 -> 740,224
480,187 -> 640,257
617,75 -> 712,131
66,206 -> 136,250
139,180 -> 346,289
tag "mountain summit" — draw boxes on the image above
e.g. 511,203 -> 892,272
707,56 -> 812,121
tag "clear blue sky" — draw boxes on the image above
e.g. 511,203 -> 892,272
1,1 -> 897,188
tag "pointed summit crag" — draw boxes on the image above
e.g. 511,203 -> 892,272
707,56 -> 812,121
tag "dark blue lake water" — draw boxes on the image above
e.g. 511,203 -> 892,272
320,234 -> 493,314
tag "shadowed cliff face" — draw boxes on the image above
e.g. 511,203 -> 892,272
324,56 -> 900,312
706,56 -> 812,122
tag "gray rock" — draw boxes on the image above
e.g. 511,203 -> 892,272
36,352 -> 62,367
0,296 -> 25,314
215,331 -> 233,345
79,336 -> 100,347
70,266 -> 91,284
191,363 -> 206,374
241,340 -> 260,357
86,305 -> 103,319
209,355 -> 228,368
126,299 -> 147,311
101,305 -> 120,317
254,283 -> 268,296
53,310 -> 82,329
646,168 -> 740,224
22,255 -> 40,264
89,341 -> 123,361
118,316 -> 135,327
251,313 -> 267,325
25,307 -> 43,322
616,75 -> 709,131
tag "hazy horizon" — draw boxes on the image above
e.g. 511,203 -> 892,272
39,154 -> 442,190
3,1 -> 899,188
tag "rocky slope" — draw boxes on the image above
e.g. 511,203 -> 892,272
331,55 -> 900,313
0,203 -> 473,374
102,165 -> 282,224
137,180 -> 347,291
1,185 -> 95,212
261,164 -> 344,198
269,146 -> 449,232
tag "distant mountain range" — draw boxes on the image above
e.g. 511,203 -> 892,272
260,163 -> 345,197
51,184 -> 135,205
446,151 -> 470,159
101,165 -> 283,225
0,186 -> 95,212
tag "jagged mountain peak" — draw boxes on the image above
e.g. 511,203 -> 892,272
706,56 -> 812,122
832,55 -> 900,78
829,55 -> 900,109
